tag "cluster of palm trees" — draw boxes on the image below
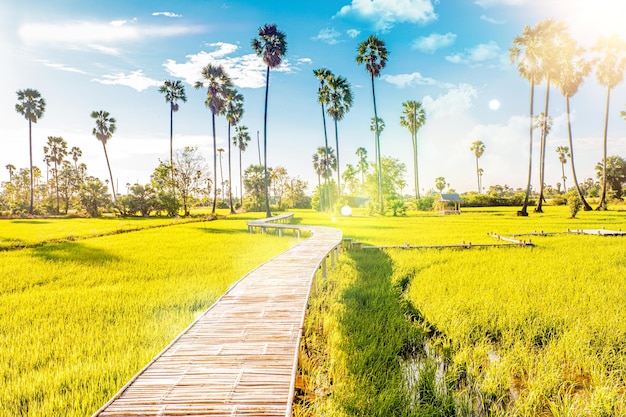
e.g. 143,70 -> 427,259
510,18 -> 626,215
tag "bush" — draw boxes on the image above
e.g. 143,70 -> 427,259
567,190 -> 582,218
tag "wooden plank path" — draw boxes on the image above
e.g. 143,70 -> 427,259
92,214 -> 342,417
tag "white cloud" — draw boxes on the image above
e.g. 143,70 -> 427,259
163,42 -> 298,89
422,83 -> 477,118
480,14 -> 505,24
382,71 -> 453,88
336,0 -> 437,31
88,44 -> 122,56
474,0 -> 525,6
19,21 -> 205,46
152,12 -> 183,18
346,29 -> 361,38
92,70 -> 161,92
298,58 -> 313,65
37,60 -> 87,74
312,28 -> 341,45
445,41 -> 501,65
411,32 -> 456,53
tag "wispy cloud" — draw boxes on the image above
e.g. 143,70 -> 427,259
480,14 -> 505,24
152,12 -> 183,18
423,83 -> 477,119
336,0 -> 437,32
163,42 -> 300,89
346,29 -> 361,38
88,44 -> 122,56
312,28 -> 341,45
382,71 -> 453,88
411,32 -> 456,53
474,0 -> 525,7
92,70 -> 161,92
445,41 -> 501,65
37,59 -> 87,74
19,20 -> 206,47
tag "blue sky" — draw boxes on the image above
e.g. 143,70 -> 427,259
3,0 -> 626,196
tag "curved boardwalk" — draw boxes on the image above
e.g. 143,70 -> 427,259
92,215 -> 342,417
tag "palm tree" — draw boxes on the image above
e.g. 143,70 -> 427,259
5,164 -> 16,183
356,147 -> 368,186
555,146 -> 570,192
251,23 -> 287,217
224,86 -> 244,214
400,100 -> 426,199
554,47 -> 593,210
44,136 -> 68,213
470,140 -> 486,193
195,64 -> 233,215
327,74 -> 353,199
594,34 -> 626,210
70,146 -> 82,170
510,23 -> 547,215
15,88 -> 46,214
90,110 -> 117,201
313,68 -> 333,210
159,80 -> 187,191
217,147 -> 225,200
357,35 -> 388,213
533,20 -> 570,213
233,125 -> 251,205
369,117 -> 385,185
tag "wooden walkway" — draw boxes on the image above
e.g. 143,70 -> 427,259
92,214 -> 342,417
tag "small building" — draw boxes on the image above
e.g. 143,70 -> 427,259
437,193 -> 462,214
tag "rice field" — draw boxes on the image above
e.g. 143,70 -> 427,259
0,213 -> 293,417
296,206 -> 626,416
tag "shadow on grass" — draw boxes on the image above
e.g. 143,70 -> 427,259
32,241 -> 120,265
337,247 -> 424,416
199,226 -> 250,235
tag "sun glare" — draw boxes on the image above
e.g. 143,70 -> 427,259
561,0 -> 626,44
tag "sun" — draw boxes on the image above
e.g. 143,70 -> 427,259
553,0 -> 626,43
489,99 -> 500,111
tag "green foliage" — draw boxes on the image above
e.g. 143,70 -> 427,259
386,193 -> 406,216
567,189 -> 582,218
79,177 -> 111,217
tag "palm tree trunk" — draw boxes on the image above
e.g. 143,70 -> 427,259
170,104 -> 176,201
228,124 -> 235,214
211,112 -> 218,215
596,87 -> 611,210
102,142 -> 116,202
535,78 -> 551,213
28,120 -> 34,214
561,162 -> 566,192
371,73 -> 383,214
334,119 -> 341,200
412,132 -> 419,200
475,156 -> 480,193
263,66 -> 271,218
566,97 -> 592,210
320,102 -> 330,211
239,149 -> 243,206
519,83 -> 535,216
54,160 -> 60,213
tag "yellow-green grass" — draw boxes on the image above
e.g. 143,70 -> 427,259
295,207 -> 626,415
0,213 -> 292,417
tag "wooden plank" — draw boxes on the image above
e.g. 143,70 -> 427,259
92,214 -> 341,417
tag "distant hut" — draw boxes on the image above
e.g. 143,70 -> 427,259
437,193 -> 462,214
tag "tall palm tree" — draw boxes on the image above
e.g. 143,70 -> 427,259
400,100 -> 426,199
224,86 -> 244,214
5,164 -> 16,183
217,147 -> 225,199
369,117 -> 385,179
356,147 -> 368,186
15,88 -> 46,214
554,47 -> 593,209
555,146 -> 570,192
70,146 -> 82,170
251,23 -> 287,217
510,23 -> 547,215
44,136 -> 68,213
159,80 -> 187,189
470,140 -> 486,193
327,74 -> 353,199
90,110 -> 117,201
357,35 -> 388,213
195,63 -> 233,215
594,34 -> 626,210
313,68 -> 333,210
233,125 -> 251,205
